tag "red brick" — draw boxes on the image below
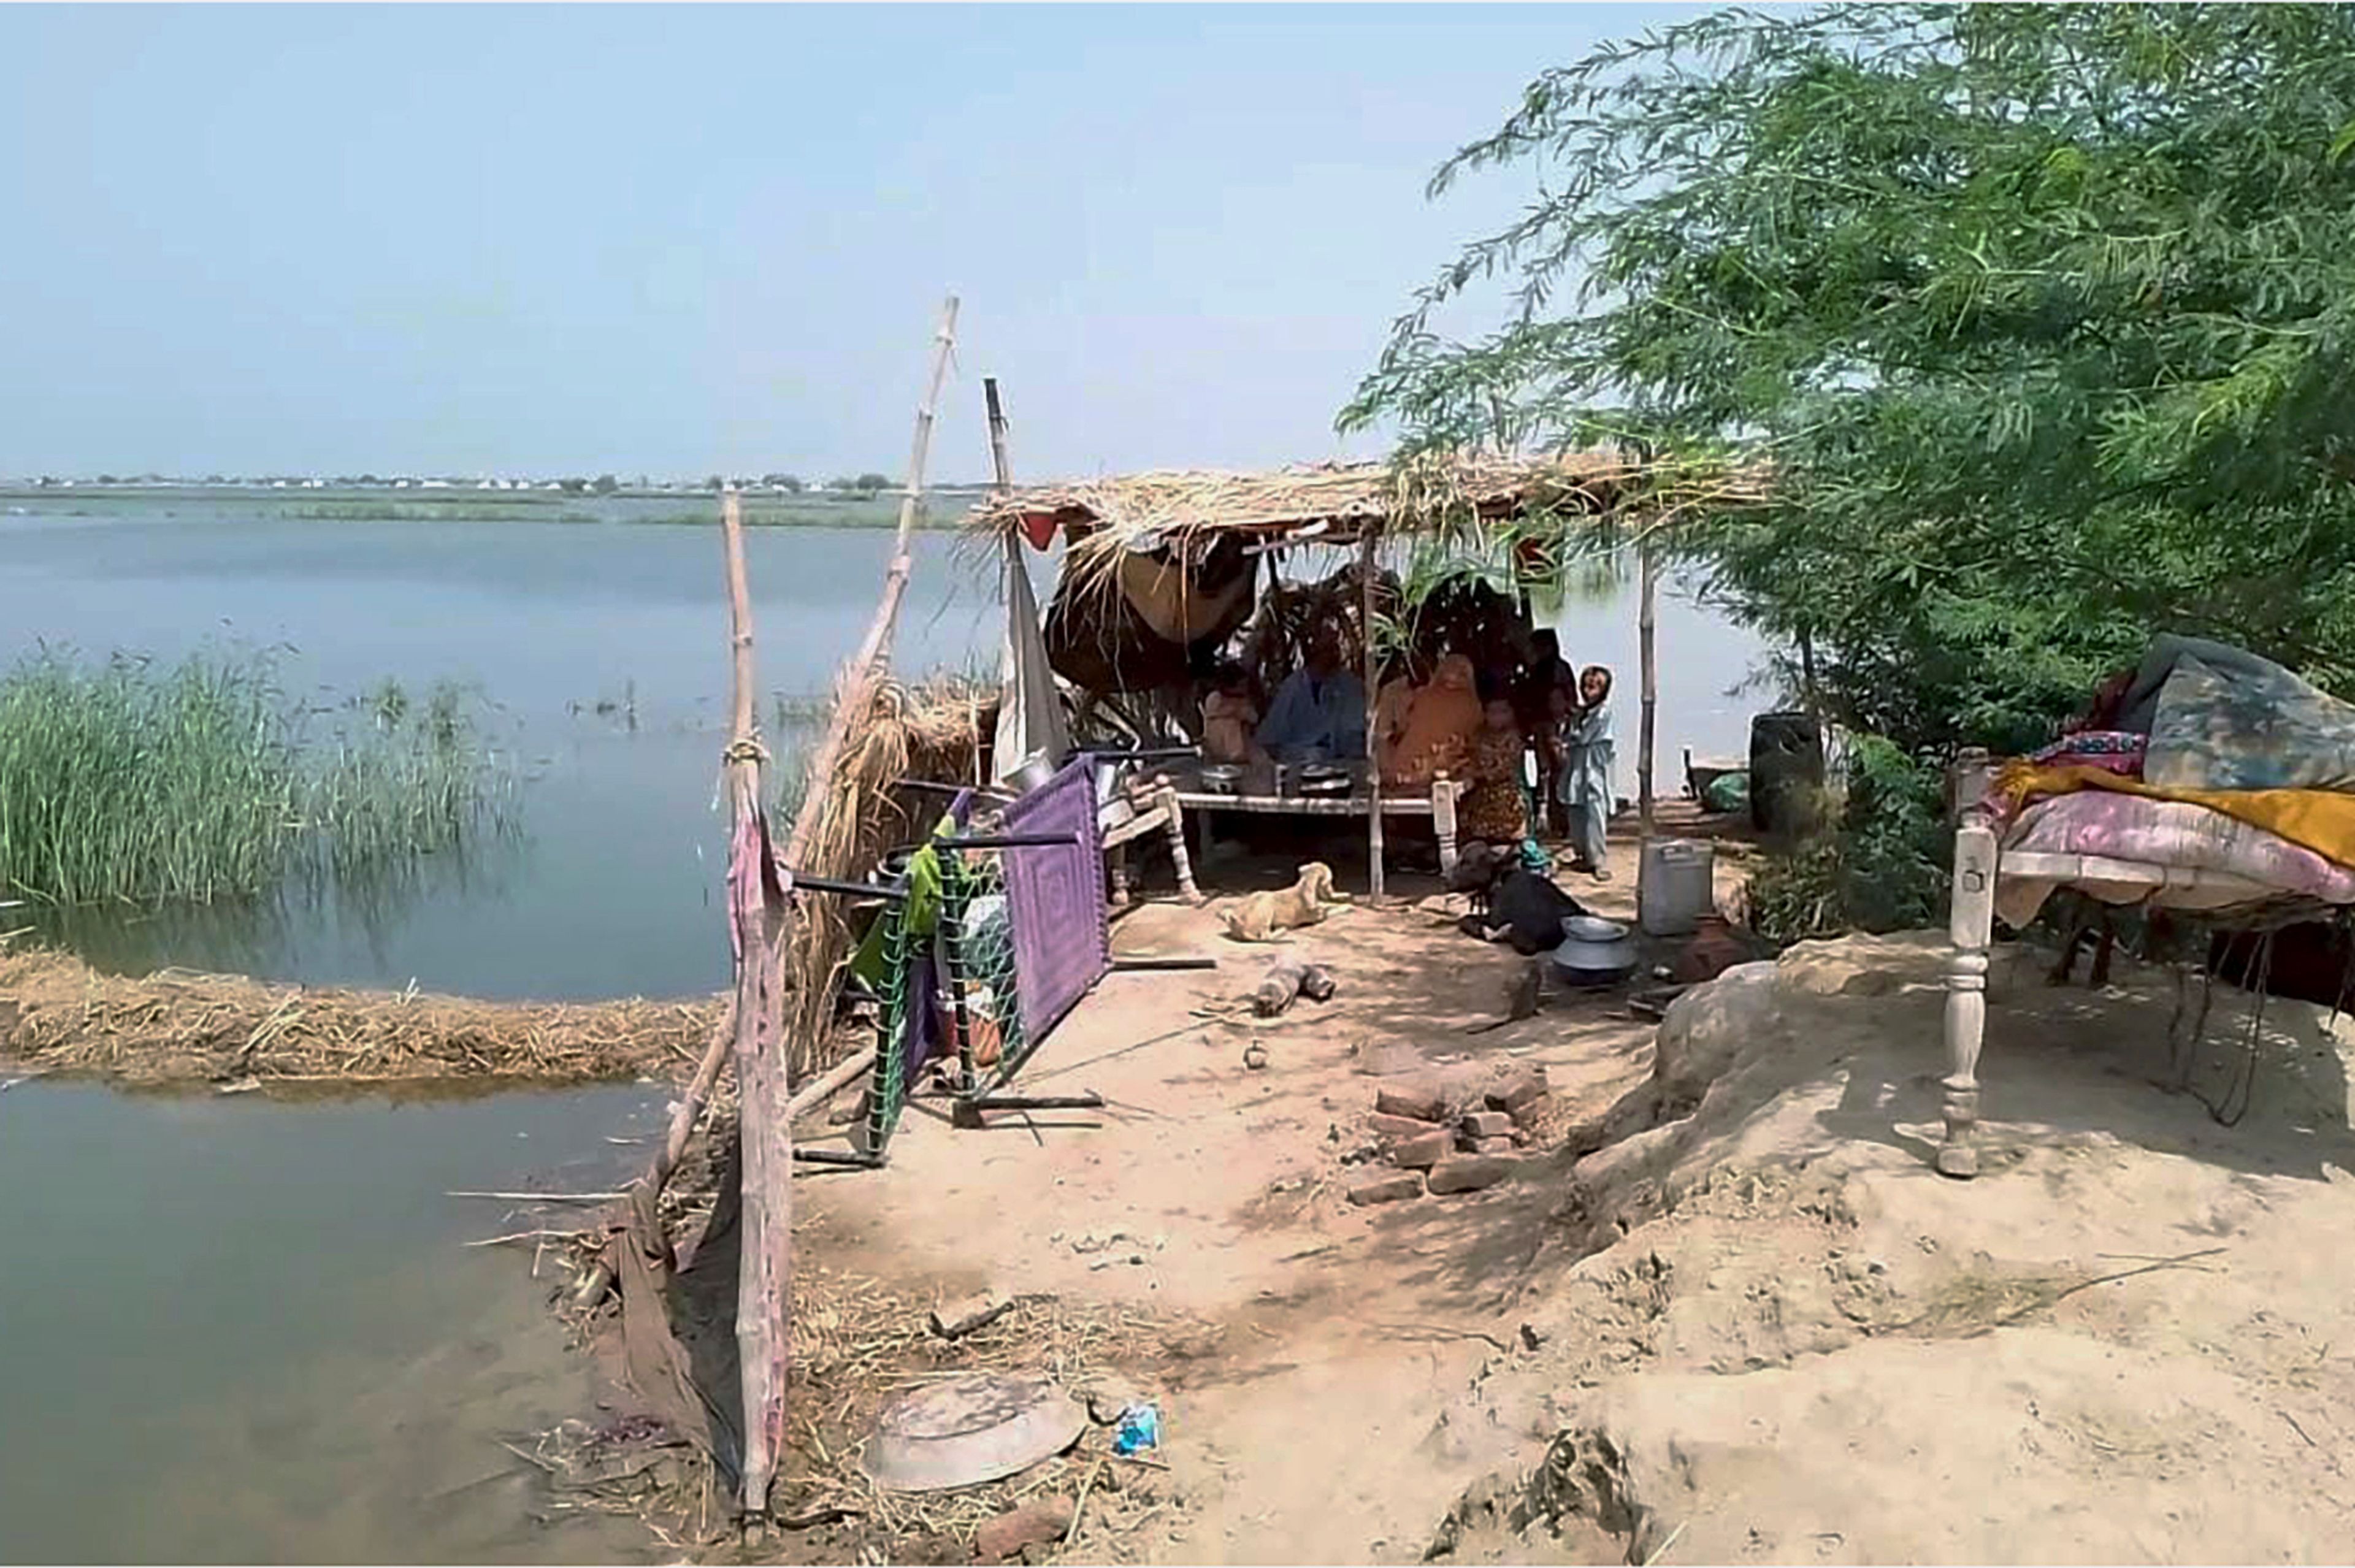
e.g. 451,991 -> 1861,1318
1463,1134 -> 1517,1156
1460,1111 -> 1514,1138
1388,1130 -> 1454,1169
1485,1071 -> 1549,1114
1347,1171 -> 1425,1206
1429,1155 -> 1520,1195
1369,1111 -> 1442,1140
974,1497 -> 1073,1560
1376,1082 -> 1450,1122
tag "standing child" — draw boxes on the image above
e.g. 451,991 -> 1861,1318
1459,683 -> 1532,849
1555,664 -> 1617,879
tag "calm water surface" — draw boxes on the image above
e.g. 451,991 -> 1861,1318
0,1080 -> 665,1564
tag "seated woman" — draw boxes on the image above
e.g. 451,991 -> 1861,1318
1200,660 -> 1265,766
1377,652 -> 1482,787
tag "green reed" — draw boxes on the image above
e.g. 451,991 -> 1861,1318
0,648 -> 514,908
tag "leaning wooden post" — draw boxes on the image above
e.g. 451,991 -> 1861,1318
1361,526 -> 1385,904
720,486 -> 793,1522
1940,747 -> 1997,1179
623,297 -> 959,1227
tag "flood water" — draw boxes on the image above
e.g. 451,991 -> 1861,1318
0,1079 -> 664,1564
0,489 -> 1769,1562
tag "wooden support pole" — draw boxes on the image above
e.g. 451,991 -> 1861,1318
1637,534 -> 1658,849
985,376 -> 1014,491
722,486 -> 793,1521
632,296 -> 960,1233
1362,529 -> 1385,904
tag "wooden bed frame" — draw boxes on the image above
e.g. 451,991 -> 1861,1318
1939,749 -> 2275,1177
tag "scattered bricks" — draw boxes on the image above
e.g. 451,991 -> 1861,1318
1389,1130 -> 1455,1169
1428,1155 -> 1520,1195
974,1497 -> 1074,1561
1376,1082 -> 1450,1122
1464,1135 -> 1517,1156
1485,1069 -> 1549,1115
1347,1171 -> 1426,1206
1461,1111 -> 1515,1139
1369,1112 -> 1441,1140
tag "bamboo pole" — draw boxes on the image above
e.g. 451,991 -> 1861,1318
1361,528 -> 1385,904
722,485 -> 794,1521
1637,534 -> 1658,850
629,296 -> 959,1219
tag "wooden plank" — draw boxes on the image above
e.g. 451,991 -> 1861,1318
1170,792 -> 1441,819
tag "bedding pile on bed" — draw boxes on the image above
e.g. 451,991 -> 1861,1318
1991,636 -> 2355,926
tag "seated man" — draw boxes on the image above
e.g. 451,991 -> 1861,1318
1255,631 -> 1367,762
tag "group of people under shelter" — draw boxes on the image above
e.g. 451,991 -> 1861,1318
1197,623 -> 1620,879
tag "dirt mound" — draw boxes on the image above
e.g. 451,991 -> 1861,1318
0,946 -> 718,1085
1423,931 -> 2355,1564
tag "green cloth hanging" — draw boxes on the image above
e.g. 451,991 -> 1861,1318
848,812 -> 953,989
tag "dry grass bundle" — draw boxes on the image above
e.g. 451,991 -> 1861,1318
775,674 -> 995,1078
0,946 -> 716,1085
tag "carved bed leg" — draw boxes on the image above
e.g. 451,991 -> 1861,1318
1942,751 -> 1999,1179
1160,786 -> 1202,904
1433,773 -> 1460,878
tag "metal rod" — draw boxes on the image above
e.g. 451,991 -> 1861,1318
1108,955 -> 1219,972
791,1147 -> 884,1168
781,870 -> 910,902
935,832 -> 1080,851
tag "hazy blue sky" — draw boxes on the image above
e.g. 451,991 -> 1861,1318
0,4 -> 1709,481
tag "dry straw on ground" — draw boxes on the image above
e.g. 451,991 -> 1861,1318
0,946 -> 714,1085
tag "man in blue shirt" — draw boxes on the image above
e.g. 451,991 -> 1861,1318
1255,631 -> 1366,762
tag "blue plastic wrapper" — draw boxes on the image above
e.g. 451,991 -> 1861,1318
1111,1401 -> 1161,1456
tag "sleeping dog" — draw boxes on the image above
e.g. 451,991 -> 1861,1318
1447,841 -> 1589,956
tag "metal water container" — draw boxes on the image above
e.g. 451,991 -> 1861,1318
1638,838 -> 1716,937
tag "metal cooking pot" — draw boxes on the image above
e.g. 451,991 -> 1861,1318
1553,914 -> 1638,987
1004,752 -> 1057,797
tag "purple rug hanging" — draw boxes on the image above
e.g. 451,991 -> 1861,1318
998,757 -> 1109,1048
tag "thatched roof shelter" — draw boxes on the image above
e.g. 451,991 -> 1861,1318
962,451 -> 1641,557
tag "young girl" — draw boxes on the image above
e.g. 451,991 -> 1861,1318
1555,664 -> 1617,878
1458,685 -> 1531,848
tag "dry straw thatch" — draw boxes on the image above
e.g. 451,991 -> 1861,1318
776,673 -> 995,1079
963,450 -> 1638,553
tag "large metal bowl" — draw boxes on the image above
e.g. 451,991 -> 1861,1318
1553,914 -> 1637,987
1196,763 -> 1244,795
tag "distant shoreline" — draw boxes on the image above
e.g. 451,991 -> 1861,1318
0,484 -> 988,530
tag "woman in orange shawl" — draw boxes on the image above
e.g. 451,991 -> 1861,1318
1377,652 -> 1482,787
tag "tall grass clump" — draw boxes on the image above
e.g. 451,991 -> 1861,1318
0,648 -> 513,908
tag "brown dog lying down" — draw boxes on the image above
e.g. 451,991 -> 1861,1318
1219,861 -> 1347,942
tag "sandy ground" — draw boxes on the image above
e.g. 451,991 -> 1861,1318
791,813 -> 2355,1565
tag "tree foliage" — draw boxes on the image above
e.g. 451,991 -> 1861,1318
1344,2 -> 2355,758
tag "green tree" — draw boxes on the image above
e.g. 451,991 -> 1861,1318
761,472 -> 804,492
854,472 -> 892,493
591,474 -> 619,495
825,475 -> 860,494
1346,2 -> 2355,759
1344,3 -> 2355,933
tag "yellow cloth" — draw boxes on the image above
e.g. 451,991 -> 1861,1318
1997,762 -> 2355,871
1379,654 -> 1481,787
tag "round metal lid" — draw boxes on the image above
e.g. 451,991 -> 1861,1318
1562,914 -> 1630,942
862,1373 -> 1087,1493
